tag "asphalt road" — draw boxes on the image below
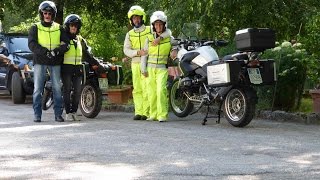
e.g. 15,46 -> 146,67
0,94 -> 320,179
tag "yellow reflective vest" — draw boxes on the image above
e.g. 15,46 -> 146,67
36,22 -> 60,50
128,26 -> 151,50
63,36 -> 83,65
147,34 -> 171,64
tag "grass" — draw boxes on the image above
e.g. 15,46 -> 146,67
296,97 -> 313,113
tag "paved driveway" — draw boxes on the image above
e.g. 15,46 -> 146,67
0,97 -> 319,179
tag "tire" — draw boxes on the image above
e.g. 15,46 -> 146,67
11,71 -> 26,104
169,78 -> 193,117
223,87 -> 257,127
41,88 -> 53,110
80,82 -> 102,118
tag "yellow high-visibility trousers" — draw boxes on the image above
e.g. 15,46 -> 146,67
131,62 -> 149,116
147,67 -> 168,120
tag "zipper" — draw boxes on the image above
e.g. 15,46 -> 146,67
139,32 -> 141,50
157,36 -> 160,64
49,26 -> 52,50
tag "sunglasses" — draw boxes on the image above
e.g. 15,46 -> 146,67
70,24 -> 78,27
43,12 -> 52,16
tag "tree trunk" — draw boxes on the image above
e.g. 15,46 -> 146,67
54,0 -> 64,25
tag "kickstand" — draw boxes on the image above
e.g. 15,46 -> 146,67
201,101 -> 224,125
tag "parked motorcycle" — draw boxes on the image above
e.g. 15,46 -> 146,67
42,60 -> 122,118
169,23 -> 276,127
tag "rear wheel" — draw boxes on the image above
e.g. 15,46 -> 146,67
169,79 -> 193,117
11,71 -> 26,104
223,87 -> 256,127
80,82 -> 102,118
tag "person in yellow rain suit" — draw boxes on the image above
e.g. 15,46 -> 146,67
123,6 -> 171,120
141,11 -> 174,122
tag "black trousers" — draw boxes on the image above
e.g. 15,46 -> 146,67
62,72 -> 82,114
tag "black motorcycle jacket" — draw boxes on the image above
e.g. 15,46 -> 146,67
28,22 -> 69,65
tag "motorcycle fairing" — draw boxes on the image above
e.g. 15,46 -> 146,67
191,46 -> 219,67
179,52 -> 200,76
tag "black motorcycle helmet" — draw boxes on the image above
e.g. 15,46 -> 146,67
38,1 -> 57,24
64,14 -> 82,35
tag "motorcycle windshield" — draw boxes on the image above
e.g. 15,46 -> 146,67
178,23 -> 220,66
178,23 -> 200,40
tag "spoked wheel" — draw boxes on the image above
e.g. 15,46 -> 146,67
223,87 -> 256,127
80,82 -> 102,118
169,79 -> 193,117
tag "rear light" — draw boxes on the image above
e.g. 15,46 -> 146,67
247,59 -> 260,67
99,73 -> 107,78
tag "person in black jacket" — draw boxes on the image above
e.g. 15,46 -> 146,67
28,1 -> 69,122
62,14 -> 102,121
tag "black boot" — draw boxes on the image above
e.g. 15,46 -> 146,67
55,116 -> 65,122
133,115 -> 142,120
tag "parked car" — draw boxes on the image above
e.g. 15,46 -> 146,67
0,33 -> 34,104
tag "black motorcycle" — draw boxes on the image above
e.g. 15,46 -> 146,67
42,61 -> 122,118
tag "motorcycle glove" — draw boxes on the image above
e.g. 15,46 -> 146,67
52,48 -> 60,56
46,50 -> 54,59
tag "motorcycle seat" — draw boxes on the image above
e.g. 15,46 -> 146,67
222,53 -> 249,61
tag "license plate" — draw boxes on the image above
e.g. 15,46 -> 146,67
98,78 -> 108,91
247,68 -> 262,84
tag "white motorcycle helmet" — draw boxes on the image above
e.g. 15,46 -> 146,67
150,11 -> 167,33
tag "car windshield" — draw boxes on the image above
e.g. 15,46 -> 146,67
7,37 -> 31,53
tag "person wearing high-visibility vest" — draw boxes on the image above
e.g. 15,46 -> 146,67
141,11 -> 174,122
28,1 -> 69,123
62,14 -> 102,121
123,5 -> 171,120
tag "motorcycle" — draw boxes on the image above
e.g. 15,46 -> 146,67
42,60 -> 121,118
169,23 -> 276,127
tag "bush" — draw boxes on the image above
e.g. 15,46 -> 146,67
260,41 -> 315,111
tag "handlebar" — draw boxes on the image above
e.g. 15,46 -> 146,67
173,38 -> 228,49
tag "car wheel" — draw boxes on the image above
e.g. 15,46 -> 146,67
11,71 -> 26,104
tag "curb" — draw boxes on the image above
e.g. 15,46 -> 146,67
257,110 -> 320,125
103,104 -> 320,125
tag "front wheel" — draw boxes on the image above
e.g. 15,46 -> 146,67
169,79 -> 193,117
223,87 -> 257,127
80,82 -> 102,118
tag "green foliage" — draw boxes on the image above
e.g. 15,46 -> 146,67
261,41 -> 314,111
80,13 -> 124,61
9,17 -> 39,33
301,11 -> 320,63
297,97 -> 313,113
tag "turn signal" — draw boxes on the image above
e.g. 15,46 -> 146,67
24,64 -> 31,71
92,65 -> 98,70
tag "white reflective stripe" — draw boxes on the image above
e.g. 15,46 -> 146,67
64,57 -> 82,65
147,63 -> 166,69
